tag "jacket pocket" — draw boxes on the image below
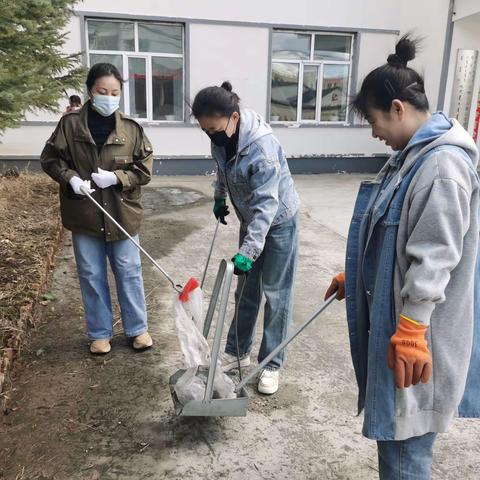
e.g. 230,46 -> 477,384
114,156 -> 134,168
121,186 -> 142,201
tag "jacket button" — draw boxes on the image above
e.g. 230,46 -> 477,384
115,139 -> 119,143
100,228 -> 104,232
104,202 -> 107,206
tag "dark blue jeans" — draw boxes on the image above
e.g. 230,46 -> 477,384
377,433 -> 437,479
226,214 -> 298,370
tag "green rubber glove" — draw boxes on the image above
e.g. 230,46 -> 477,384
213,198 -> 230,225
232,253 -> 252,276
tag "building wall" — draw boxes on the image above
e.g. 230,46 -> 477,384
0,0 -> 454,172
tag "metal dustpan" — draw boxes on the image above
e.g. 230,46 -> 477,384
169,259 -> 336,417
169,259 -> 249,416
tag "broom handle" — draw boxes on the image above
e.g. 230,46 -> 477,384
235,295 -> 337,392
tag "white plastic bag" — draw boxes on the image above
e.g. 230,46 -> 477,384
174,290 -> 210,369
174,367 -> 206,404
213,361 -> 236,399
174,278 -> 236,401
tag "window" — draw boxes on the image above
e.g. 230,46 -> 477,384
270,31 -> 353,123
87,19 -> 184,122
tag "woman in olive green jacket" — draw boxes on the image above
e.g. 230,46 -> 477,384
41,63 -> 153,355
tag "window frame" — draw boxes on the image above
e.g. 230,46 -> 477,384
85,18 -> 185,124
269,29 -> 355,126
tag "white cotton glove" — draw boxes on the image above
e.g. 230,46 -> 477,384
69,176 -> 95,195
91,168 -> 119,189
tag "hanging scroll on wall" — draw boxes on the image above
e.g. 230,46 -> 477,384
449,49 -> 478,130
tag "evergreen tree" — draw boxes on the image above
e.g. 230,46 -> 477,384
0,0 -> 85,131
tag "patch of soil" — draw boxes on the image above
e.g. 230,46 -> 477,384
0,173 -> 61,406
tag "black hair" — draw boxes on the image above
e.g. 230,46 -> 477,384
352,35 -> 429,118
69,94 -> 82,105
191,81 -> 240,118
86,63 -> 124,92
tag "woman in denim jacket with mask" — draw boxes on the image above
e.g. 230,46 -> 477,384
192,82 -> 300,395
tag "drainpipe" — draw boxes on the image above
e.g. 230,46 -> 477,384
437,0 -> 456,111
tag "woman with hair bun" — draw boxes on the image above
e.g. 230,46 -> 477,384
191,81 -> 300,395
325,36 -> 480,478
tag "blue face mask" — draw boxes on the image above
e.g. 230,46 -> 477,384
92,94 -> 120,116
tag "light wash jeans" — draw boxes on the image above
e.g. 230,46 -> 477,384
377,432 -> 437,480
225,214 -> 298,370
72,233 -> 148,340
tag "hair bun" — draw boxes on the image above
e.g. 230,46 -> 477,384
387,53 -> 406,67
388,34 -> 418,68
220,81 -> 233,92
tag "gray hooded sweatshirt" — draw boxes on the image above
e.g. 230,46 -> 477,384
374,113 -> 480,439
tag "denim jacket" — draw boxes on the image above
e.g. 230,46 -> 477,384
212,109 -> 299,260
345,113 -> 480,441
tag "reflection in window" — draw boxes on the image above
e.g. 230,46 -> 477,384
302,66 -> 318,120
321,65 -> 349,122
271,63 -> 299,122
271,30 -> 353,123
87,19 -> 184,122
272,32 -> 311,60
139,24 -> 183,54
88,21 -> 134,51
314,35 -> 351,61
152,58 -> 183,121
128,58 -> 147,119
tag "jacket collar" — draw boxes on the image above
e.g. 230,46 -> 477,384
74,100 -> 128,145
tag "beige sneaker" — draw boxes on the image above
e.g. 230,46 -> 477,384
90,339 -> 111,355
133,332 -> 153,350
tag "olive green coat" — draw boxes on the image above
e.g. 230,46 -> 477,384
41,102 -> 153,241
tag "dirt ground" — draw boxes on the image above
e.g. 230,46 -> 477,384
0,173 -> 60,403
1,175 -> 479,480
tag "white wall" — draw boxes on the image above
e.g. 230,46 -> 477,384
454,0 -> 480,22
189,24 -> 270,118
77,0 -> 400,31
397,0 -> 451,111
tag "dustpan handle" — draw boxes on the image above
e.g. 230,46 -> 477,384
203,259 -> 234,401
235,294 -> 337,392
200,219 -> 220,289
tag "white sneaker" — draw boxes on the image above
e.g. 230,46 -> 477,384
219,351 -> 250,372
258,369 -> 279,395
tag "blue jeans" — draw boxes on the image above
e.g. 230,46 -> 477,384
72,233 -> 148,340
377,433 -> 437,480
225,214 -> 299,370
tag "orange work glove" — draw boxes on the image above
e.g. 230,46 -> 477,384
387,315 -> 432,389
325,272 -> 345,301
